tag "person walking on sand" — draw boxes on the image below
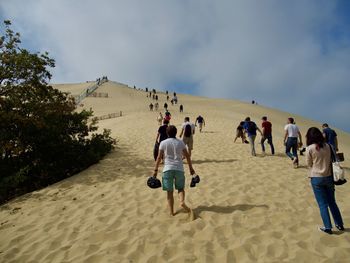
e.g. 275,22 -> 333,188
243,117 -> 262,156
195,115 -> 206,133
156,119 -> 169,144
154,102 -> 159,111
164,110 -> 171,122
234,121 -> 249,143
149,103 -> 153,111
305,127 -> 344,234
283,117 -> 303,168
164,102 -> 168,111
179,117 -> 195,157
153,125 -> 196,216
322,123 -> 338,153
157,112 -> 163,126
179,104 -> 183,113
260,116 -> 275,155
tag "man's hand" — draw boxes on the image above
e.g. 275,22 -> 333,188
153,170 -> 158,177
190,167 -> 195,175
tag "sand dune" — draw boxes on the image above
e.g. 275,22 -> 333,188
1,81 -> 349,262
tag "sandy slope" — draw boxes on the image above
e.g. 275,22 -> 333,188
1,81 -> 349,263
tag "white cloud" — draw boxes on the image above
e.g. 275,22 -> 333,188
1,0 -> 349,131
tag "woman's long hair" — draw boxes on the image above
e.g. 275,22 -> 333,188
306,127 -> 325,149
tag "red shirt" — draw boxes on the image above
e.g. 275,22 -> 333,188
262,121 -> 272,136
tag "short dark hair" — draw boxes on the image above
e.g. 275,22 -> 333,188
288,117 -> 294,124
166,125 -> 177,138
262,116 -> 267,121
184,117 -> 190,122
163,119 -> 169,125
322,123 -> 329,128
245,117 -> 251,121
306,127 -> 325,148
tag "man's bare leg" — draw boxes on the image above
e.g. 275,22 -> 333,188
178,190 -> 190,213
167,191 -> 175,216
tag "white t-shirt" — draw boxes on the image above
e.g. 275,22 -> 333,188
159,138 -> 186,172
284,124 -> 300,138
182,122 -> 195,136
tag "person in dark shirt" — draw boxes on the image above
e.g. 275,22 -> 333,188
243,117 -> 262,156
260,116 -> 275,155
195,115 -> 206,132
156,119 -> 170,144
322,123 -> 338,152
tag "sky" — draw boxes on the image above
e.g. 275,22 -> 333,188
1,0 -> 350,132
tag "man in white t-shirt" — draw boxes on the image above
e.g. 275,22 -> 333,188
179,117 -> 196,157
283,117 -> 303,168
153,125 -> 196,216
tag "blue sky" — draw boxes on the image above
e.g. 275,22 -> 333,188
1,0 -> 350,132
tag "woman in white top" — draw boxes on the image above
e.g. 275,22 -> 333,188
306,127 -> 344,234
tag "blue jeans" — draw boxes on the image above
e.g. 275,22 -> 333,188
248,135 -> 256,156
311,176 -> 343,229
261,135 -> 275,154
285,137 -> 298,160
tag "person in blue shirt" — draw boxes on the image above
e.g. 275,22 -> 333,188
243,117 -> 262,156
322,123 -> 338,152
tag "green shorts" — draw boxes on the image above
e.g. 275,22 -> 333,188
162,170 -> 185,191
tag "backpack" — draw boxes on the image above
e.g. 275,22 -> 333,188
247,121 -> 256,133
184,124 -> 192,137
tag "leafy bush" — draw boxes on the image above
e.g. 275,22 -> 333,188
0,20 -> 116,203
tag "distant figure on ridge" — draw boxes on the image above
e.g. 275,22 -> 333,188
243,117 -> 262,156
195,115 -> 206,133
153,125 -> 196,216
149,103 -> 153,111
260,116 -> 275,155
283,117 -> 303,168
180,117 -> 196,157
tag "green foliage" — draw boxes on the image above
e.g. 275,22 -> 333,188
0,21 -> 116,203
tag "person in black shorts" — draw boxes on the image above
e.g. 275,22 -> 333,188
195,115 -> 205,132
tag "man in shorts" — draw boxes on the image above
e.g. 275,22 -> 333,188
179,117 -> 195,157
195,115 -> 205,132
153,125 -> 196,216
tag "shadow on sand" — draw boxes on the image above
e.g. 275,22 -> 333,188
193,204 -> 268,217
200,131 -> 217,134
192,158 -> 237,164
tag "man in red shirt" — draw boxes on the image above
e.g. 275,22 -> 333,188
261,116 -> 275,155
